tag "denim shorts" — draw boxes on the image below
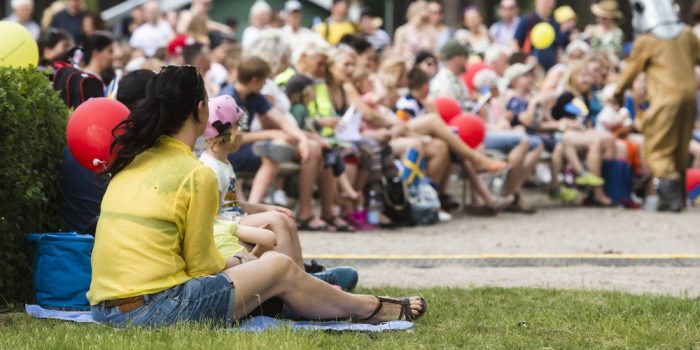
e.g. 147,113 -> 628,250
228,144 -> 261,173
91,273 -> 235,328
484,130 -> 542,153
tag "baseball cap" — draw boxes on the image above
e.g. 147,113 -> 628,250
167,34 -> 194,56
285,74 -> 315,97
285,0 -> 302,12
440,39 -> 470,60
205,95 -> 245,139
504,63 -> 534,85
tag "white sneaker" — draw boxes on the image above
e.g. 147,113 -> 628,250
438,210 -> 452,222
272,189 -> 289,207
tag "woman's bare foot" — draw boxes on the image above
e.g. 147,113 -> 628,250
340,187 -> 360,201
486,195 -> 515,210
474,157 -> 508,174
357,296 -> 427,324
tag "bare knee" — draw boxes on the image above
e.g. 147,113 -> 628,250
306,139 -> 322,159
518,135 -> 529,149
429,139 -> 448,154
261,251 -> 298,277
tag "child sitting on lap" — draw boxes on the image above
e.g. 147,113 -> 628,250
199,95 -> 277,260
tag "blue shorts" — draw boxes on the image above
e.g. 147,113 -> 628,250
228,143 -> 261,173
91,273 -> 235,328
693,130 -> 700,142
483,130 -> 542,153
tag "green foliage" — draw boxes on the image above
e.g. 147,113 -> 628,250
2,287 -> 700,349
0,67 -> 69,306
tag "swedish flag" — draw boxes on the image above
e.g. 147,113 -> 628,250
402,147 -> 425,185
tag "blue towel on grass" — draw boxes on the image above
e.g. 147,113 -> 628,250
25,304 -> 413,332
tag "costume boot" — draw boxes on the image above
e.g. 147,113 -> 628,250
657,178 -> 684,213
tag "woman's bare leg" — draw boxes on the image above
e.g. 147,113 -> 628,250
424,138 -> 450,192
550,143 -> 564,190
408,114 -> 505,171
248,159 -> 280,204
225,252 -> 424,321
691,140 -> 700,169
562,132 -> 586,174
462,160 -> 495,204
319,168 -> 338,219
240,212 -> 304,268
502,136 -> 529,196
297,139 -> 324,227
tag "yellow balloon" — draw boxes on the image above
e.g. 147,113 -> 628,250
530,22 -> 556,50
0,21 -> 39,68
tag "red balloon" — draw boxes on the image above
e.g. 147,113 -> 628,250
434,97 -> 462,124
449,113 -> 485,148
66,98 -> 130,173
461,61 -> 492,94
687,168 -> 700,192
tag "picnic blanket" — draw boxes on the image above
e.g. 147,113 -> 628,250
25,304 -> 413,333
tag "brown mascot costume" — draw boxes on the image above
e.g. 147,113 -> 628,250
615,0 -> 700,212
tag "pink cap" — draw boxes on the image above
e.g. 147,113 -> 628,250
204,95 -> 244,139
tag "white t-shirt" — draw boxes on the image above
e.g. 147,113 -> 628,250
595,105 -> 632,134
250,79 -> 296,131
283,25 -> 324,48
129,20 -> 175,57
199,152 -> 243,219
241,26 -> 262,49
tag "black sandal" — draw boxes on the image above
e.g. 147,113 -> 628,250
321,216 -> 355,233
354,296 -> 428,324
296,216 -> 328,231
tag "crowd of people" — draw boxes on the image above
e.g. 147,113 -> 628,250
17,0 -> 700,225
9,0 -> 700,328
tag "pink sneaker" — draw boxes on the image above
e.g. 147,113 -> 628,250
345,211 -> 376,231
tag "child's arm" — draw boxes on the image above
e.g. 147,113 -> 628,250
240,202 -> 294,219
235,224 -> 277,256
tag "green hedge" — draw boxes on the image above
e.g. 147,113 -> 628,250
0,67 -> 68,307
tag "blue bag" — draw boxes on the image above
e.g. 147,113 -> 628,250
401,149 -> 440,225
26,232 -> 93,310
602,160 -> 633,204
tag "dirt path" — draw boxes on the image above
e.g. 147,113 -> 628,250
298,195 -> 700,296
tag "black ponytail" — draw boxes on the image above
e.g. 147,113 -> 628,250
82,31 -> 114,66
105,66 -> 206,176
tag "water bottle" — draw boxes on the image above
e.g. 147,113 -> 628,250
367,190 -> 380,226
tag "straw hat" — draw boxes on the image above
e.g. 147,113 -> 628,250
554,6 -> 576,24
591,0 -> 623,20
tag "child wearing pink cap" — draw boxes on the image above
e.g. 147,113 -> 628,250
200,95 -> 359,291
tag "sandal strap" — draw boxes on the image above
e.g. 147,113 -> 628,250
354,296 -> 384,322
354,296 -> 428,323
377,297 -> 413,321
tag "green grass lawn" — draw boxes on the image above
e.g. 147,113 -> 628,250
2,287 -> 699,349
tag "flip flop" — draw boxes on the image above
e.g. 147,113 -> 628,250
354,296 -> 428,324
321,216 -> 356,233
296,216 -> 328,231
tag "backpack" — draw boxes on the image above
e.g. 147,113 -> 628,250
26,232 -> 94,310
52,61 -> 105,109
381,174 -> 414,225
407,180 -> 441,225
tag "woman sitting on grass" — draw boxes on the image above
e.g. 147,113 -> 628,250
86,65 -> 426,327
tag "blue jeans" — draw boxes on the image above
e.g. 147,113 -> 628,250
91,273 -> 235,328
484,130 -> 542,152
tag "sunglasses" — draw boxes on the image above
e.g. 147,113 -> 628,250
159,64 -> 204,116
160,64 -> 200,75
